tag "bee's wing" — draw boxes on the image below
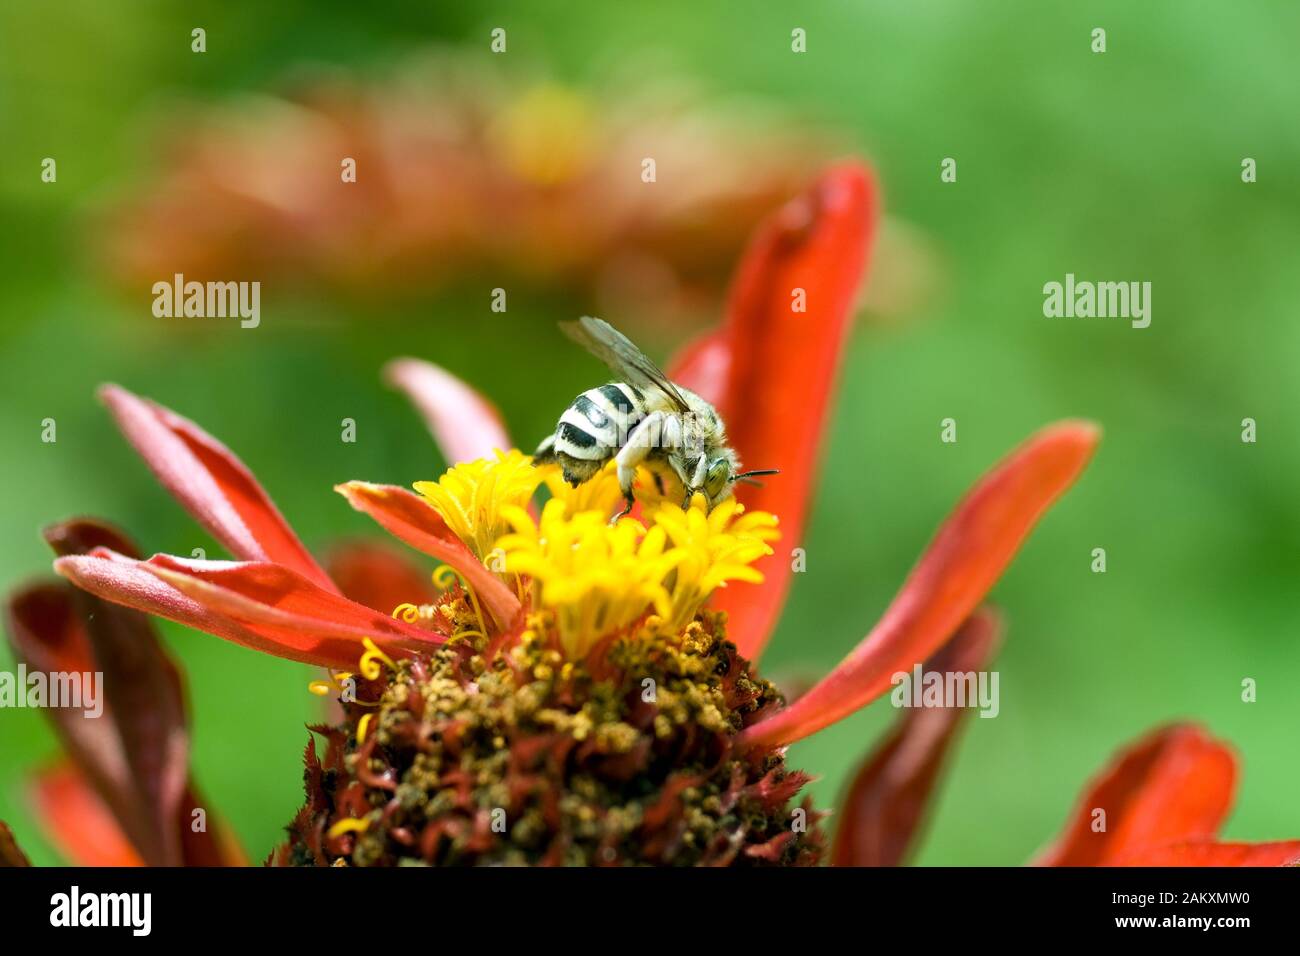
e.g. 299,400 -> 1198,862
560,316 -> 692,413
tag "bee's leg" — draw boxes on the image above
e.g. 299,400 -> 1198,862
613,411 -> 668,520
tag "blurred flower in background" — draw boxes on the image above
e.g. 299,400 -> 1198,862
100,51 -> 865,330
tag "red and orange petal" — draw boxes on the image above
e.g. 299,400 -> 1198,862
29,762 -> 144,867
9,518 -> 250,867
9,518 -> 191,867
1033,723 -> 1237,867
740,420 -> 1098,750
334,480 -> 521,628
1108,840 -> 1300,867
27,763 -> 245,867
99,384 -> 336,592
8,578 -> 189,866
831,609 -> 1002,867
54,549 -> 444,670
669,163 -> 878,662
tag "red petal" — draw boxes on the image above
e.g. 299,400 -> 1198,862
694,165 -> 878,661
666,330 -> 731,407
0,821 -> 32,867
29,762 -> 144,867
1033,723 -> 1237,866
325,539 -> 438,614
9,518 -> 192,866
99,384 -> 336,591
53,548 -> 294,660
12,519 -> 246,867
1108,840 -> 1300,867
831,609 -> 1001,866
54,550 -> 442,669
738,421 -> 1099,750
7,581 -> 188,866
25,771 -> 245,867
385,358 -> 511,465
335,481 -> 521,629
43,517 -> 144,561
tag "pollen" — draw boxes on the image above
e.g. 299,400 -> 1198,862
276,613 -> 824,867
413,449 -> 544,563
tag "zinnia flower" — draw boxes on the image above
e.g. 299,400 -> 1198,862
102,53 -> 834,328
4,164 -> 1291,867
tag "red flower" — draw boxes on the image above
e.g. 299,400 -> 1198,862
103,57 -> 835,330
5,163 -> 1287,866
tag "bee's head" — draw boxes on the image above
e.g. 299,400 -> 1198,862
700,457 -> 734,508
689,454 -> 779,511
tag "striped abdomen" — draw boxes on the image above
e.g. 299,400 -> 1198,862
536,382 -> 647,484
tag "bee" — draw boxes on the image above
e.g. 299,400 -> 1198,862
534,316 -> 777,516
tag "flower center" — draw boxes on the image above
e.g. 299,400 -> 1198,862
280,453 -> 812,867
279,613 -> 823,867
414,450 -> 778,659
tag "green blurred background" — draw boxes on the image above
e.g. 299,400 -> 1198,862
2,0 -> 1298,866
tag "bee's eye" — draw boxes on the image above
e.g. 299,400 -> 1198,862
704,460 -> 730,497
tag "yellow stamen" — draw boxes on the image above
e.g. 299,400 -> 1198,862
650,494 -> 779,630
358,638 -> 397,681
327,818 -> 370,839
406,448 -> 777,661
307,670 -> 355,697
392,602 -> 437,625
542,459 -> 675,517
495,493 -> 777,659
356,713 -> 374,743
432,564 -> 488,638
413,450 -> 543,564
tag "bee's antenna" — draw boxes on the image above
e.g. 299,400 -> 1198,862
733,469 -> 780,480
